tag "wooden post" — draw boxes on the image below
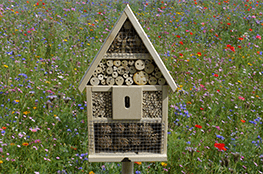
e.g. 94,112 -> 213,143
122,162 -> 134,174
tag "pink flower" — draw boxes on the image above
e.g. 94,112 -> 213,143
256,35 -> 261,40
238,96 -> 245,101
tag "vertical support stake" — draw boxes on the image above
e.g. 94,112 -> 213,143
122,161 -> 134,174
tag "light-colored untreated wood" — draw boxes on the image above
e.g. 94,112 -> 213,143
112,86 -> 142,120
86,87 -> 94,155
124,5 -> 177,92
89,154 -> 167,162
162,86 -> 168,154
78,9 -> 128,92
89,85 -> 163,92
80,5 -> 177,163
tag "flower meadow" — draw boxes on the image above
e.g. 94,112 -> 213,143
0,0 -> 262,173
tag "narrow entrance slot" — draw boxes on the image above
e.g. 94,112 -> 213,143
125,96 -> 130,108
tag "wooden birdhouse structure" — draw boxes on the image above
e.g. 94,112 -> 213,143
78,4 -> 177,162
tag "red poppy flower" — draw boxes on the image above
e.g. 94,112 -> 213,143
84,10 -> 87,12
36,2 -> 39,6
214,143 -> 226,151
215,34 -> 218,37
2,127 -> 6,130
190,32 -> 193,35
195,125 -> 202,129
200,108 -> 204,110
241,120 -> 246,123
227,23 -> 231,25
179,53 -> 183,56
158,36 -> 161,38
42,3 -> 45,5
249,29 -> 252,31
230,46 -> 235,52
179,41 -> 183,45
226,44 -> 231,48
197,52 -> 202,56
238,37 -> 243,40
238,46 -> 241,48
214,74 -> 219,77
177,35 -> 181,38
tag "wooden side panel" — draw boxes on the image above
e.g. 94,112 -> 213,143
86,87 -> 94,155
112,86 -> 142,120
78,10 -> 128,92
124,5 -> 177,92
162,86 -> 168,155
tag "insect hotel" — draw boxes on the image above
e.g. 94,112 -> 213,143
78,5 -> 177,162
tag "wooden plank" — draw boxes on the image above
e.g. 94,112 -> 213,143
124,5 -> 177,92
162,86 -> 168,155
91,86 -> 112,92
89,85 -> 163,92
86,87 -> 94,155
89,154 -> 167,162
112,86 -> 142,120
91,118 -> 162,122
103,53 -> 151,59
78,8 -> 128,92
142,85 -> 162,91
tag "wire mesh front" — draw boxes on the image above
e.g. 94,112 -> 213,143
91,121 -> 164,154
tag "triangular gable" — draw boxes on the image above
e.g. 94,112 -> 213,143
78,4 -> 177,92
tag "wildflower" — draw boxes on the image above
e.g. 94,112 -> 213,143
238,37 -> 243,40
238,96 -> 245,101
10,143 -> 15,145
256,35 -> 261,39
2,127 -> 6,130
3,65 -> 8,68
161,162 -> 167,167
200,108 -> 204,110
22,142 -> 29,146
195,125 -> 202,129
214,74 -> 219,77
179,41 -> 183,45
135,162 -> 142,165
14,100 -> 19,103
227,23 -> 231,25
64,39 -> 67,42
214,143 -> 226,151
241,120 -> 246,123
23,111 -> 30,115
0,160 -> 3,164
88,172 -> 94,174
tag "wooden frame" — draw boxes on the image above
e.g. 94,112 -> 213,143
78,4 -> 177,92
86,86 -> 168,162
79,5 -> 177,163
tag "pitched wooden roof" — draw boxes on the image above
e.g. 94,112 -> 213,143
78,4 -> 177,92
